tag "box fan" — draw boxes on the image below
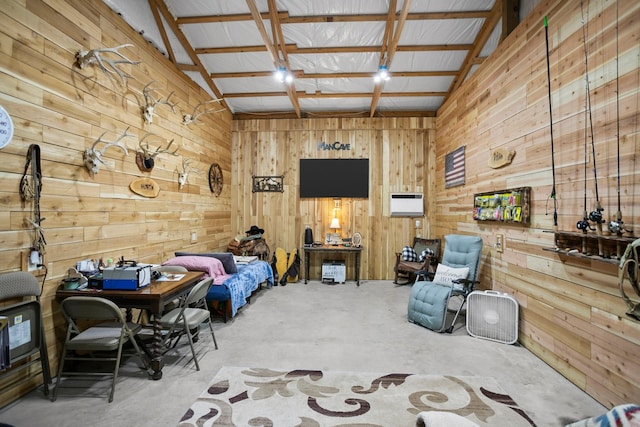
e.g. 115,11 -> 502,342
466,290 -> 519,344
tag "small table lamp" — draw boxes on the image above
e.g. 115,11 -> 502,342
329,217 -> 341,245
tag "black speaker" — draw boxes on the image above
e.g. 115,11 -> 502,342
304,227 -> 313,245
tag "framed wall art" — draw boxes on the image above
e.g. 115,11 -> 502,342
445,145 -> 465,188
252,175 -> 284,193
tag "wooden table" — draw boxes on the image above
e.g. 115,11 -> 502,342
303,245 -> 362,285
55,271 -> 204,380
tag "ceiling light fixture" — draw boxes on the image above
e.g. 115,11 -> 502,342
374,65 -> 391,83
274,65 -> 293,84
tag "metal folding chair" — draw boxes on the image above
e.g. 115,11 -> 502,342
52,296 -> 149,403
157,277 -> 218,371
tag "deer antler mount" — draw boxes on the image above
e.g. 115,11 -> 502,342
84,128 -> 133,175
142,81 -> 177,125
182,99 -> 225,125
176,157 -> 201,189
136,133 -> 179,172
74,44 -> 140,84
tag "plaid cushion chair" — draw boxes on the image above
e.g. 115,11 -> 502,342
394,238 -> 440,285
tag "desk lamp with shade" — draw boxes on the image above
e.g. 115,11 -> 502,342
328,199 -> 342,245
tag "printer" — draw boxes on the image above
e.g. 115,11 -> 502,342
102,264 -> 151,290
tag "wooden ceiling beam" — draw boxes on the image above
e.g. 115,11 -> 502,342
222,91 -> 446,98
195,44 -> 296,54
447,0 -> 502,95
210,70 -> 458,79
283,11 -> 491,23
299,70 -> 458,79
289,44 -> 472,54
232,109 -> 437,120
370,0 -> 412,117
148,0 -> 175,63
176,11 -> 491,25
245,0 -> 300,117
195,44 -> 471,55
153,0 -> 229,110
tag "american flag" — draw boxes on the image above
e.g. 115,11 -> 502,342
445,146 -> 465,188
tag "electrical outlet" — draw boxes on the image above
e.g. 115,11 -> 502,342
21,251 -> 46,276
496,234 -> 504,253
190,231 -> 197,243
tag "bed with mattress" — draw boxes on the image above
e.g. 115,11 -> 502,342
163,252 -> 274,321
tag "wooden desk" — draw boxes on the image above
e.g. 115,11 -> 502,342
303,245 -> 362,285
55,271 -> 204,380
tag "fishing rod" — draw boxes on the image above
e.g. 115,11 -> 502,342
609,0 -> 625,237
580,0 -> 605,256
544,16 -> 559,238
576,95 -> 594,254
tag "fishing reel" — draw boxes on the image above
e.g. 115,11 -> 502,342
588,208 -> 605,224
576,219 -> 594,232
609,219 -> 625,235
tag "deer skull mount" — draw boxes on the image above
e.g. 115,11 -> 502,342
182,99 -> 225,125
84,128 -> 133,175
176,158 -> 200,189
74,44 -> 140,84
142,81 -> 177,125
136,133 -> 179,172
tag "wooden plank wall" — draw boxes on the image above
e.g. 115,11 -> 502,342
0,0 -> 232,406
436,0 -> 640,407
231,118 -> 436,281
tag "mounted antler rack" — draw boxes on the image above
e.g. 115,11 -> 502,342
74,44 -> 140,84
176,157 -> 201,189
83,128 -> 133,175
182,99 -> 225,125
136,133 -> 179,172
142,81 -> 177,125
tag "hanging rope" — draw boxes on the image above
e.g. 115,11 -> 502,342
20,144 -> 46,255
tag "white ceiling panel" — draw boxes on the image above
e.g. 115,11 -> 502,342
279,0 -> 391,15
181,22 -> 266,49
300,97 -> 374,112
200,52 -> 274,73
377,96 -> 445,110
290,53 -> 380,74
102,0 -> 526,117
392,51 -> 468,72
399,19 -> 485,45
282,22 -> 386,48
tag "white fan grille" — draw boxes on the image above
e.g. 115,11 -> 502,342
466,291 -> 519,344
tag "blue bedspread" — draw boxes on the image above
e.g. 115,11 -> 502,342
207,261 -> 274,317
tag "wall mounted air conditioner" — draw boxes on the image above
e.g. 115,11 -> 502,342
390,193 -> 424,217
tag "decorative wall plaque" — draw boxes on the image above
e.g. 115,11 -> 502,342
130,177 -> 160,198
252,175 -> 284,193
488,147 -> 516,169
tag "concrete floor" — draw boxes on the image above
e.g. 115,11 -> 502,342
0,280 -> 607,427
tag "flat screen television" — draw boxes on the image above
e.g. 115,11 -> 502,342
299,158 -> 369,198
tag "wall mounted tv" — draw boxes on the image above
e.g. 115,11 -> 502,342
300,158 -> 369,198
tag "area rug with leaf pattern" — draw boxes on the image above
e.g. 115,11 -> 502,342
178,366 -> 536,426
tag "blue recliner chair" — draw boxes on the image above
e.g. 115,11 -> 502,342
407,234 -> 483,333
